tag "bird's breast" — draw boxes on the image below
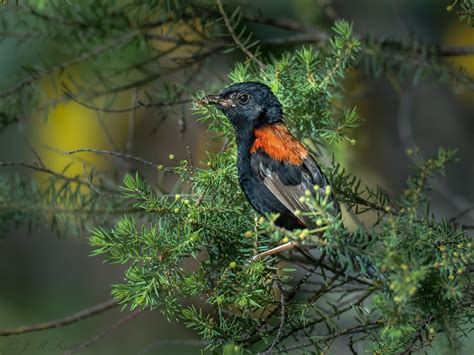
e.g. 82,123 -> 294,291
250,123 -> 308,165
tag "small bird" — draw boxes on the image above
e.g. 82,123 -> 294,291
199,82 -> 339,260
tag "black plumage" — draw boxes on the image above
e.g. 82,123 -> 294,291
199,82 -> 339,231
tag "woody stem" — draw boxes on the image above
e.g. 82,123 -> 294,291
251,241 -> 298,262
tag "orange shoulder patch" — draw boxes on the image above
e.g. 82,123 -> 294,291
250,123 -> 308,165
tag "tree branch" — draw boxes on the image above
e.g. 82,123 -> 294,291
0,161 -> 89,186
276,321 -> 381,353
263,280 -> 286,354
0,299 -> 118,336
216,0 -> 265,69
64,92 -> 192,113
246,15 -> 474,56
244,15 -> 329,39
439,44 -> 474,56
65,309 -> 142,354
65,148 -> 159,168
0,30 -> 141,99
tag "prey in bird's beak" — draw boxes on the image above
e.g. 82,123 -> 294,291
197,94 -> 235,108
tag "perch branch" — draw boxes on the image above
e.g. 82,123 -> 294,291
0,299 -> 118,336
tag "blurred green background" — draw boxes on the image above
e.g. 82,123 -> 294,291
0,0 -> 473,354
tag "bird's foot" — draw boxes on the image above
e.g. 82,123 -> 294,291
250,241 -> 298,262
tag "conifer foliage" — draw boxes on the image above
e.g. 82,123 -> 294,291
0,1 -> 472,353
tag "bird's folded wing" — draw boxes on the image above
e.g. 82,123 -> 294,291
252,152 -> 332,228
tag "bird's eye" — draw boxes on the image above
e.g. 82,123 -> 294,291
238,93 -> 249,105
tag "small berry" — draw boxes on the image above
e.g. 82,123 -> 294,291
325,185 -> 331,195
168,154 -> 175,160
299,230 -> 308,240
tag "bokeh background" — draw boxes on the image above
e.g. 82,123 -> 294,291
0,0 -> 473,354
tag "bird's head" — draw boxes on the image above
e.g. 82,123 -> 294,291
198,82 -> 283,130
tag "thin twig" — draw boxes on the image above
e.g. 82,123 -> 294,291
65,148 -> 159,168
246,15 -> 474,56
126,88 -> 139,157
0,30 -> 142,99
276,321 -> 380,353
64,92 -> 191,113
0,161 -> 87,186
263,281 -> 286,354
439,45 -> 474,56
348,334 -> 358,354
216,0 -> 265,69
95,110 -> 119,152
450,205 -> 474,222
64,309 -> 142,354
81,164 -> 122,199
261,33 -> 329,46
277,289 -> 375,345
243,15 -> 328,37
0,299 -> 118,336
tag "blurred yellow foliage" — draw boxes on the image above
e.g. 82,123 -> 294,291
148,18 -> 206,65
443,21 -> 474,101
30,18 -> 206,190
443,22 -> 474,76
31,68 -> 129,187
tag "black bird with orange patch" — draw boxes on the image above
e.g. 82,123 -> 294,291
199,82 -> 339,258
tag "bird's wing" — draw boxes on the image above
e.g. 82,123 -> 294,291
251,151 -> 335,228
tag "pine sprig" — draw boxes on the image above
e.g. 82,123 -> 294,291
1,1 -> 472,353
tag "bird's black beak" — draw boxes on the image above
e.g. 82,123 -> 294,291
197,94 -> 234,108
197,94 -> 220,105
